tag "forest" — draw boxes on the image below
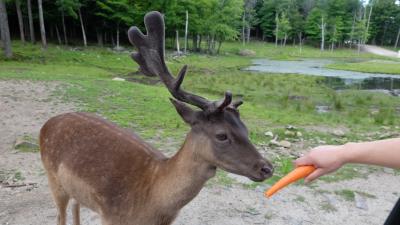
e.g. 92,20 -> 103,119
0,0 -> 400,57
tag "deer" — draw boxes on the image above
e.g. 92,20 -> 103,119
39,11 -> 273,225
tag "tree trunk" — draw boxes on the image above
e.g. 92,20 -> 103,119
395,26 -> 400,49
27,0 -> 35,43
217,41 -> 222,54
97,29 -> 103,47
184,10 -> 188,53
0,0 -> 12,58
283,34 -> 287,46
198,34 -> 201,51
78,8 -> 87,47
111,31 -> 115,46
365,1 -> 373,44
116,23 -> 120,49
320,16 -> 325,51
246,24 -> 250,43
15,0 -> 25,43
242,12 -> 245,46
175,29 -> 180,53
192,33 -> 197,51
37,0 -> 46,49
298,32 -> 302,54
349,12 -> 356,48
55,25 -> 62,45
61,10 -> 68,45
275,14 -> 279,47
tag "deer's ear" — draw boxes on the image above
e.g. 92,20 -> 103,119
170,98 -> 197,125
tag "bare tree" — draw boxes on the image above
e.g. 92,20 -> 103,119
0,0 -> 12,58
37,0 -> 46,49
184,10 -> 188,53
55,25 -> 62,45
78,8 -> 87,47
61,10 -> 67,45
395,25 -> 400,49
275,13 -> 279,47
319,16 -> 326,51
365,0 -> 374,44
15,0 -> 25,43
27,0 -> 35,43
242,11 -> 246,45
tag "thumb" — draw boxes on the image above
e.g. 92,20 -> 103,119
304,168 -> 325,183
294,155 -> 313,167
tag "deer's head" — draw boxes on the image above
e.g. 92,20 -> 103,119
128,11 -> 273,182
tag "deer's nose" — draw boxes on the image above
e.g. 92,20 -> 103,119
261,165 -> 273,175
256,160 -> 274,179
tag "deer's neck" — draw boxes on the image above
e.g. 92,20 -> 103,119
153,132 -> 216,211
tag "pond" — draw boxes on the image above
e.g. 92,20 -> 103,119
245,59 -> 400,93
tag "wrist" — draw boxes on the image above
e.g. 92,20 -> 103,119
338,142 -> 357,164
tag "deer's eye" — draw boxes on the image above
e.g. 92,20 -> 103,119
216,133 -> 228,141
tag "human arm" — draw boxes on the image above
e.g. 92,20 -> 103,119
295,138 -> 400,183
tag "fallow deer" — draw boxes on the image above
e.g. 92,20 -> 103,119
40,11 -> 273,225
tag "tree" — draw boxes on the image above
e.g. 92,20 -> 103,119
27,0 -> 35,43
274,12 -> 291,46
78,6 -> 87,47
38,0 -> 47,49
56,0 -> 80,45
259,0 -> 278,41
354,17 -> 368,53
15,0 -> 25,43
305,8 -> 324,43
0,0 -> 12,58
96,0 -> 134,49
328,17 -> 344,50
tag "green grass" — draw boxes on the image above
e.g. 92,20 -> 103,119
326,60 -> 400,75
334,189 -> 356,201
1,41 -> 400,186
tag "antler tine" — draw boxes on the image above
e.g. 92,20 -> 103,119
128,11 -> 236,113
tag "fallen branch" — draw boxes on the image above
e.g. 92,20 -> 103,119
1,182 -> 37,188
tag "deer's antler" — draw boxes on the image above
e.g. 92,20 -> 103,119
128,11 -> 236,114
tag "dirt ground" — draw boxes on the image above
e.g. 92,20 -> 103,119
1,80 -> 399,225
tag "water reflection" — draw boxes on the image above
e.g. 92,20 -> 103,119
245,59 -> 400,94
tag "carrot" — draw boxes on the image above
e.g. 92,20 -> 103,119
265,165 -> 316,198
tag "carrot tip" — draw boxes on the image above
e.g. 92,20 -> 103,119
264,165 -> 316,198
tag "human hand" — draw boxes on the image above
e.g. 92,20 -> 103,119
294,145 -> 347,183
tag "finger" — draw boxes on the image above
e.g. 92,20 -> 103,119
304,168 -> 325,183
294,155 -> 313,167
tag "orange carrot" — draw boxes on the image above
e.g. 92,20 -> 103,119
265,165 -> 316,198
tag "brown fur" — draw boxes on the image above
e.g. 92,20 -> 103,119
41,112 -> 218,225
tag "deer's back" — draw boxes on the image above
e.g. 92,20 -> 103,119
40,112 -> 167,213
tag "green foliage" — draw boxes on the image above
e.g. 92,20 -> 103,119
274,12 -> 291,42
96,0 -> 134,26
305,8 -> 325,42
55,0 -> 80,19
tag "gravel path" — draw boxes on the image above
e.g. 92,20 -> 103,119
361,44 -> 400,58
1,80 -> 399,225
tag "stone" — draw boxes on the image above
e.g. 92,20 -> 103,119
14,136 -> 39,152
112,77 -> 125,81
278,140 -> 292,148
284,130 -> 295,137
238,49 -> 256,56
332,129 -> 346,137
286,125 -> 297,130
354,193 -> 368,210
264,131 -> 274,137
296,131 -> 303,137
269,139 -> 291,148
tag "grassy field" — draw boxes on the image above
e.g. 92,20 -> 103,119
326,60 -> 400,75
1,41 -> 399,185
